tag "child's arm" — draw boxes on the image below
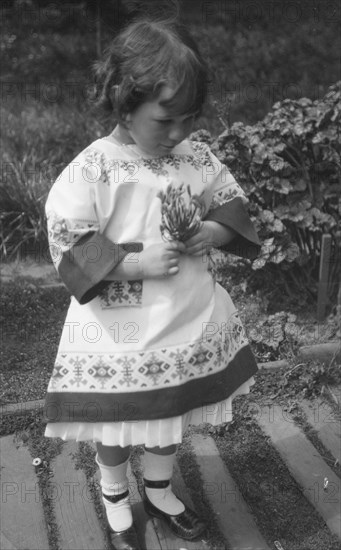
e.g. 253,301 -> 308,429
189,143 -> 261,260
105,241 -> 186,280
184,221 -> 236,256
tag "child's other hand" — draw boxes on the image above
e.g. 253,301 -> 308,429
140,241 -> 186,278
183,221 -> 215,256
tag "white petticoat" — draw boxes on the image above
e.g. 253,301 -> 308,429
45,378 -> 254,447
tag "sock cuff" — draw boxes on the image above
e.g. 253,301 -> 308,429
143,450 -> 176,482
96,454 -> 129,495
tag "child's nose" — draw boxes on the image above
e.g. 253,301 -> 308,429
168,123 -> 187,143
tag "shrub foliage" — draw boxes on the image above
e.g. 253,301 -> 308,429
207,82 -> 340,299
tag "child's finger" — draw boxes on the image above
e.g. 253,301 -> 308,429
187,249 -> 203,256
186,243 -> 209,256
169,257 -> 179,266
168,265 -> 179,275
185,244 -> 199,255
183,235 -> 198,247
167,249 -> 180,260
166,240 -> 186,252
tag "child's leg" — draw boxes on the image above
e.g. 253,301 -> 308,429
96,444 -> 132,532
143,445 -> 184,514
143,445 -> 207,540
97,443 -> 130,466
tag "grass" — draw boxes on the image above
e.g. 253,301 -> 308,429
0,280 -> 69,405
0,101 -> 106,257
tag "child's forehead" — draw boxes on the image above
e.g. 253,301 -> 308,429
152,85 -> 195,117
157,85 -> 177,103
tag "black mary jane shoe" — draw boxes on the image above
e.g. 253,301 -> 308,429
107,525 -> 141,550
143,481 -> 207,541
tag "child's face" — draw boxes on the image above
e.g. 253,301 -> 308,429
124,86 -> 196,156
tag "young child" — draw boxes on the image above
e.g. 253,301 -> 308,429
44,18 -> 261,550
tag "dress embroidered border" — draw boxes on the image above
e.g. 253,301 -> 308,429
45,345 -> 257,422
47,312 -> 247,393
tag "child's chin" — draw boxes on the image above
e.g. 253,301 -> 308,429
159,145 -> 175,154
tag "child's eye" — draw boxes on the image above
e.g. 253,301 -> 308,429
154,114 -> 196,125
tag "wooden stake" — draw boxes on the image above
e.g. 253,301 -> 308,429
317,234 -> 332,322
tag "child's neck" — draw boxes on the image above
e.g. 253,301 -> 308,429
112,125 -> 135,146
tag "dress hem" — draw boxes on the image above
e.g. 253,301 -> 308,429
44,378 -> 254,447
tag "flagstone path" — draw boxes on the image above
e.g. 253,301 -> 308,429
1,396 -> 340,550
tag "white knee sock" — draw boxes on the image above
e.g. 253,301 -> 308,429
143,450 -> 185,515
96,455 -> 132,532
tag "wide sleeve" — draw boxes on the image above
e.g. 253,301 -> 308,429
45,149 -> 137,304
202,145 -> 261,260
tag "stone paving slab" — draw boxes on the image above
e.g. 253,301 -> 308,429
191,433 -> 271,550
300,398 -> 341,462
257,404 -> 341,539
0,435 -> 50,550
0,531 -> 17,550
51,441 -> 107,550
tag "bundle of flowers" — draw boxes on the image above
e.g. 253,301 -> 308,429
158,183 -> 205,242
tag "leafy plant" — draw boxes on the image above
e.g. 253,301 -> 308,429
210,82 -> 341,301
248,311 -> 300,361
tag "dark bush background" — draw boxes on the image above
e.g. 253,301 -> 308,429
2,0 -> 340,127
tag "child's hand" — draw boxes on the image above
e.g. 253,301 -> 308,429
140,241 -> 186,278
183,221 -> 215,256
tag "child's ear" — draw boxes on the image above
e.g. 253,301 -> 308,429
110,84 -> 120,106
124,113 -> 132,126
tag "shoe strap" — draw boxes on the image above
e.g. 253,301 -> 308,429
144,478 -> 170,489
103,489 -> 129,503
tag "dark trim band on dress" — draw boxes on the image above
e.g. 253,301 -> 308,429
204,197 -> 261,260
58,236 -> 143,304
44,345 -> 257,423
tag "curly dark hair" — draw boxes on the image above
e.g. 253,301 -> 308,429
93,18 -> 208,123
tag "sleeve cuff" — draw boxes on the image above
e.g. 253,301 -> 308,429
58,232 -> 143,304
204,197 -> 261,260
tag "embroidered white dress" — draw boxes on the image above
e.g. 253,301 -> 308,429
44,136 -> 260,447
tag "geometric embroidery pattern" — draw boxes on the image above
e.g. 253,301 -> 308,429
99,280 -> 143,308
84,141 -> 214,181
47,211 -> 98,248
208,180 -> 246,212
48,311 -> 248,394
